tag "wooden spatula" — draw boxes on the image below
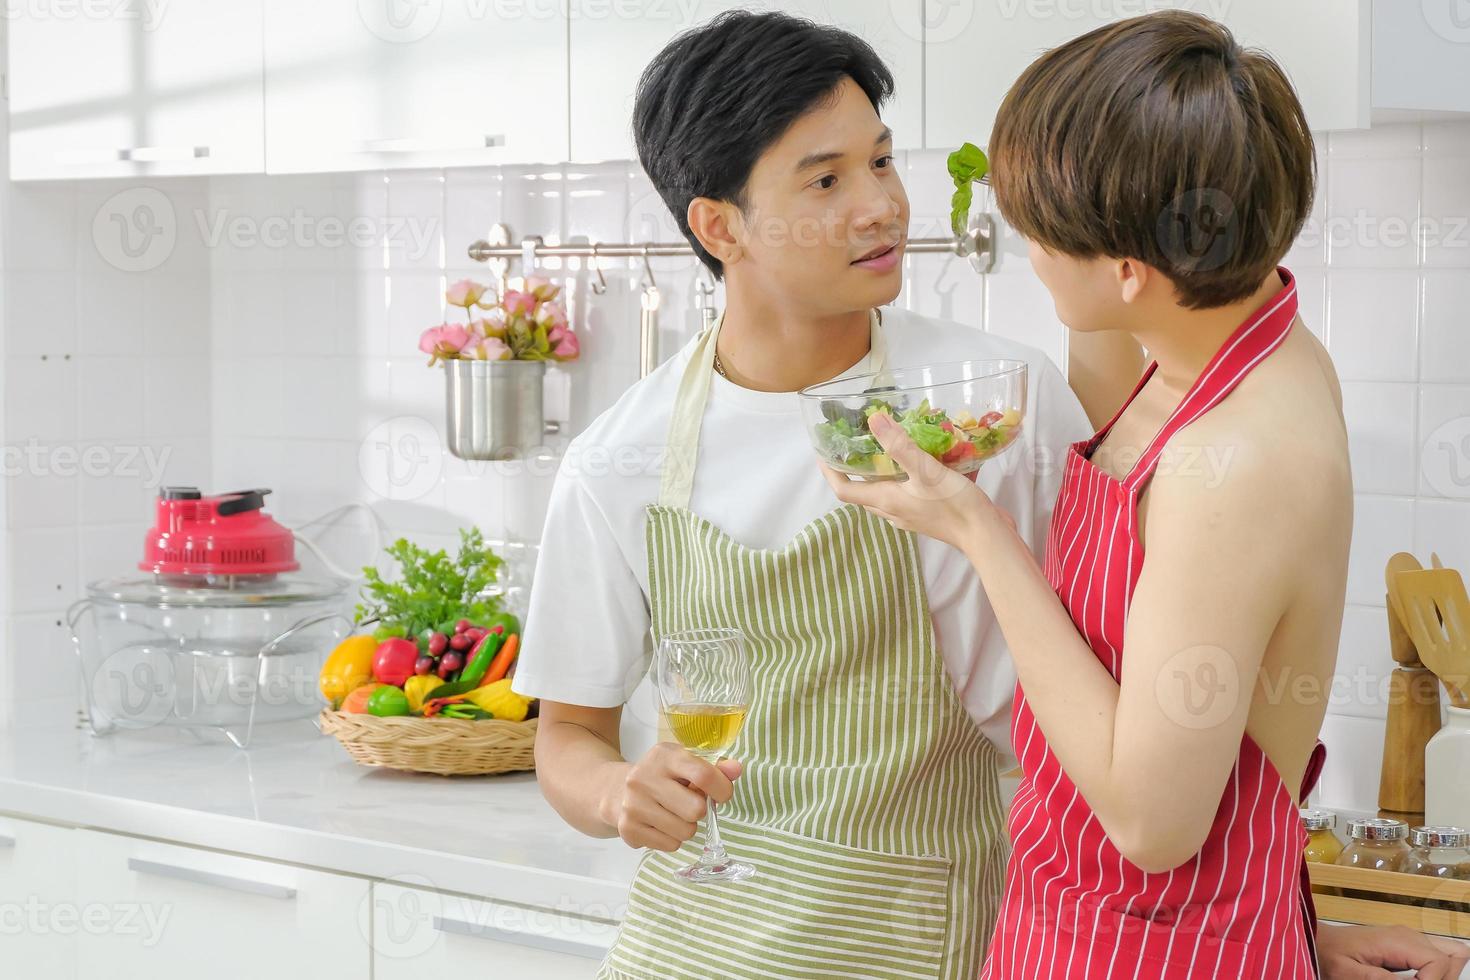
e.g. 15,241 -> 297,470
1393,567 -> 1470,709
1381,553 -> 1437,814
1386,552 -> 1423,667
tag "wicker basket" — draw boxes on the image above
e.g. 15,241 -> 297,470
318,709 -> 538,776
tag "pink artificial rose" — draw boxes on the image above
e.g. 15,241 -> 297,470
503,290 -> 537,317
446,279 -> 487,308
467,335 -> 512,361
523,275 -> 559,303
470,316 -> 507,340
550,329 -> 580,361
535,300 -> 570,330
418,323 -> 472,363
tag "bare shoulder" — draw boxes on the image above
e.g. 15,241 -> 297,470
1150,327 -> 1351,540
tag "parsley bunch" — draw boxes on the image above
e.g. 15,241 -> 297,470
354,528 -> 504,639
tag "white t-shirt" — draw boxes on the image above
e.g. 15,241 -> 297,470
513,307 -> 1092,767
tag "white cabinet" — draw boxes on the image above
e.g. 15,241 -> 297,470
372,880 -> 616,978
0,816 -> 78,980
72,830 -> 370,980
569,1 -> 924,163
1372,0 -> 1470,117
263,0 -> 567,173
6,0 -> 265,180
925,0 -> 1372,148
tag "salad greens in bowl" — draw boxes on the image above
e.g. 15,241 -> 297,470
800,359 -> 1028,480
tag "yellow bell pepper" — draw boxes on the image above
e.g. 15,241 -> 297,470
319,635 -> 380,708
404,674 -> 440,713
463,680 -> 532,722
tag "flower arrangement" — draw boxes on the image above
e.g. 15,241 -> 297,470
419,277 -> 581,365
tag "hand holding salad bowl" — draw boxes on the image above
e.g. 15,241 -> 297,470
801,359 -> 1027,480
809,358 -> 1028,551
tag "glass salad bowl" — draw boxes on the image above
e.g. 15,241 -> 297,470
800,359 -> 1028,480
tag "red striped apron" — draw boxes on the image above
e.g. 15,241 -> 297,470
980,269 -> 1327,979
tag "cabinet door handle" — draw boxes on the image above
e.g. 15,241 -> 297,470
0,833 -> 15,848
127,857 -> 296,900
351,135 -> 504,153
53,145 -> 210,164
432,915 -> 609,959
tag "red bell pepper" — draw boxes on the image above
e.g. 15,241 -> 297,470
372,637 -> 421,687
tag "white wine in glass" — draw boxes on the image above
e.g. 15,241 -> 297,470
656,628 -> 756,884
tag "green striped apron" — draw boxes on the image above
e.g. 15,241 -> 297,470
599,311 -> 1009,980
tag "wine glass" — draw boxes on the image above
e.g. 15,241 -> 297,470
655,627 -> 756,884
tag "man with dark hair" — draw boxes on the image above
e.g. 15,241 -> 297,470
512,10 -> 1091,979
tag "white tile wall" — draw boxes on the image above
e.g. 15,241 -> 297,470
1317,121 -> 1470,813
1,121 -> 1467,819
1,176 -> 216,712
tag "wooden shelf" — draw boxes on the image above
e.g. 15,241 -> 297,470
1309,863 -> 1470,938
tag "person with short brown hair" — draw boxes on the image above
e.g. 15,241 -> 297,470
988,11 -> 1316,311
826,10 -> 1463,978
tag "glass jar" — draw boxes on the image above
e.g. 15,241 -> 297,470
1406,826 -> 1470,880
1302,810 -> 1343,865
1337,818 -> 1412,872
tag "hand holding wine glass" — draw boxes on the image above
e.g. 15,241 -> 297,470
656,627 -> 757,884
611,745 -> 741,853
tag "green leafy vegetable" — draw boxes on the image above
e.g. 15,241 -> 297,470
354,528 -> 504,640
901,421 -> 955,457
816,415 -> 881,465
948,142 -> 989,238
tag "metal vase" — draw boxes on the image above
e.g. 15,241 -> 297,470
444,359 -> 557,460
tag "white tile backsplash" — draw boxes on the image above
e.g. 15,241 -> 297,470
1327,155 -> 1423,269
1341,383 -> 1419,496
1326,269 -> 1420,382
7,613 -> 79,704
6,527 -> 79,614
1422,156 -> 1470,269
1315,712 -> 1389,813
1421,269 -> 1470,383
2,120 -> 1469,814
76,357 -> 146,441
1346,494 -> 1417,607
1418,385 -> 1470,500
1332,604 -> 1393,721
5,354 -> 78,443
1416,497 -> 1470,574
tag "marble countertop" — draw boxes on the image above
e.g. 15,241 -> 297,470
0,705 -> 640,919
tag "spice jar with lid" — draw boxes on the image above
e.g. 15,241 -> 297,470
1405,826 -> 1470,885
1302,810 -> 1344,865
1337,818 -> 1412,872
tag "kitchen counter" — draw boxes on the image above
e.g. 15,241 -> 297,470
0,703 -> 640,919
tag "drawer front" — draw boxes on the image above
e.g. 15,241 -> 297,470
373,880 -> 617,979
74,830 -> 370,980
0,815 -> 79,980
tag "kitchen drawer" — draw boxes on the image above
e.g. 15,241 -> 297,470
372,880 -> 617,978
73,829 -> 370,980
0,815 -> 78,980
